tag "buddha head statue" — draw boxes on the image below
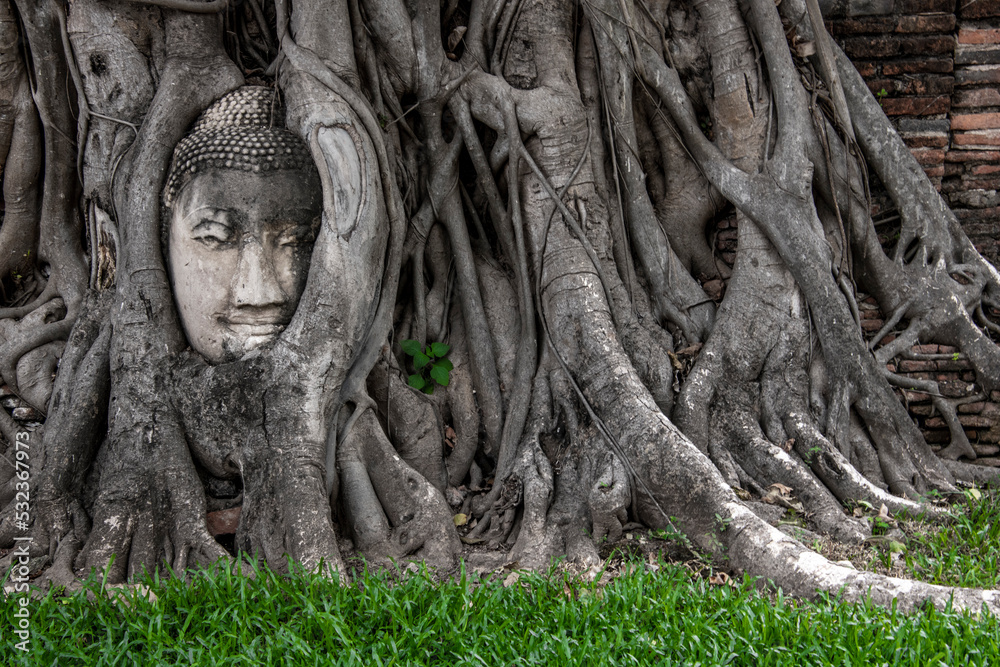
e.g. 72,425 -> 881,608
163,86 -> 322,363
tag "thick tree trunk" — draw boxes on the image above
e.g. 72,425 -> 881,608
1,0 -> 998,613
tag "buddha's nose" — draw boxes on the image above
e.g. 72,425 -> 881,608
233,237 -> 285,307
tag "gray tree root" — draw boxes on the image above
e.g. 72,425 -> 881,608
3,0 -> 1000,617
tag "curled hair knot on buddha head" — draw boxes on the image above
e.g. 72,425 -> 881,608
163,86 -> 317,208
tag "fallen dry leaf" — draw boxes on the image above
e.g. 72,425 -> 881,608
709,571 -> 730,586
666,351 -> 684,371
447,26 -> 467,52
677,343 -> 703,357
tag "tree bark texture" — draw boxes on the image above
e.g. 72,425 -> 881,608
1,0 -> 998,613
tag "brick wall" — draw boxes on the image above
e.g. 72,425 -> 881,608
829,0 -> 1000,469
827,0 -> 1000,264
862,298 -> 1000,467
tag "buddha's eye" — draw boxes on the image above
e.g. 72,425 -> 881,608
276,222 -> 318,248
191,220 -> 234,247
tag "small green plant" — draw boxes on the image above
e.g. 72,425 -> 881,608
876,87 -> 888,106
871,515 -> 892,535
401,339 -> 453,394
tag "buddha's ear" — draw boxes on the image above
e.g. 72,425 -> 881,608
310,123 -> 365,242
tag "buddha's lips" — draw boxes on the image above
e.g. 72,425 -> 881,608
224,322 -> 287,337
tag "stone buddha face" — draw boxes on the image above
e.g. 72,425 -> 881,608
163,86 -> 322,364
167,168 -> 321,363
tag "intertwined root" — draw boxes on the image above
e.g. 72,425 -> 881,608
1,0 -> 998,618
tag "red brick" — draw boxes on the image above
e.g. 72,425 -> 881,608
956,47 -> 1000,66
867,75 -> 955,96
974,444 -> 1000,456
978,402 -> 1000,418
861,319 -> 884,332
958,217 -> 1000,232
979,430 -> 1000,443
955,214 -> 1000,232
913,344 -> 940,354
924,165 -> 947,177
946,147 -> 1000,160
903,133 -> 950,148
925,415 -> 993,428
900,359 -> 938,372
833,16 -> 897,34
956,208 -> 1000,224
851,61 -> 879,77
207,507 -> 241,535
941,380 -> 976,396
904,390 -> 932,402
961,415 -> 993,427
897,14 -> 958,33
833,14 -> 956,34
883,58 -> 954,75
972,164 -> 1000,175
924,430 -> 951,443
958,401 -> 986,413
955,66 -> 1000,86
955,177 -> 1000,191
953,87 -> 1000,107
952,131 -> 1000,148
952,112 -> 1000,130
902,0 -> 956,12
911,148 -> 946,165
841,35 -> 956,59
958,28 -> 1000,45
959,0 -> 1000,18
881,96 -> 951,115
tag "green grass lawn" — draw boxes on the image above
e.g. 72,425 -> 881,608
815,488 -> 1000,591
2,489 -> 999,666
2,561 -> 998,666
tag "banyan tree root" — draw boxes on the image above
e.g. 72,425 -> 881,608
0,0 -> 998,617
0,0 -> 90,408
